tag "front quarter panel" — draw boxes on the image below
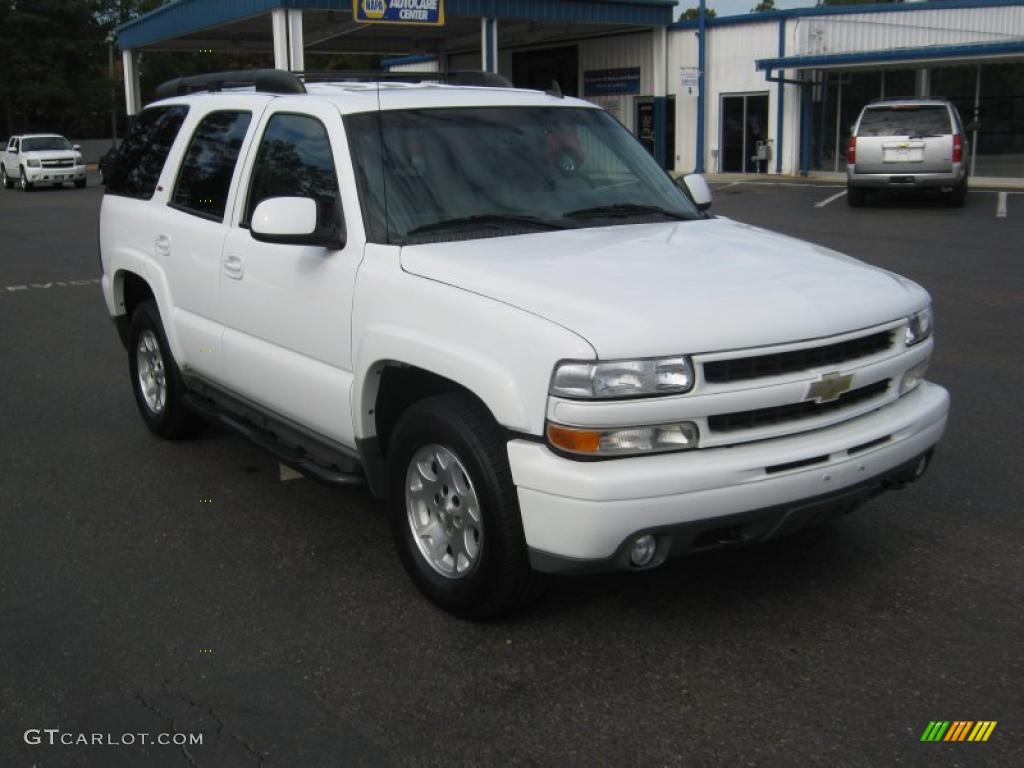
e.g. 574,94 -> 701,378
351,244 -> 596,438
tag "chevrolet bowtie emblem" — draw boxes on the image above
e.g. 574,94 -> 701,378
807,372 -> 854,403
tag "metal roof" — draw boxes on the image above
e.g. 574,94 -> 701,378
672,0 -> 1024,30
756,39 -> 1024,73
117,0 -> 677,50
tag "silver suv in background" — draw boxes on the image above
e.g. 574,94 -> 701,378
847,99 -> 969,207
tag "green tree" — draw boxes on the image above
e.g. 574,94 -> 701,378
680,7 -> 717,21
0,0 -> 109,136
752,0 -> 776,11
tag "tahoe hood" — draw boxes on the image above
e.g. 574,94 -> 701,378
399,218 -> 930,358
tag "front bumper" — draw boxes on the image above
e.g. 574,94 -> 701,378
508,381 -> 949,572
847,168 -> 964,190
25,164 -> 86,184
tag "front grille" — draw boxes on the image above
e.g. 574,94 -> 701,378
708,379 -> 891,433
703,330 -> 894,384
42,159 -> 73,168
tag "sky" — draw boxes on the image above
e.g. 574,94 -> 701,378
687,0 -> 817,18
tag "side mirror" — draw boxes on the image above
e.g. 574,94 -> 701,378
72,144 -> 82,151
678,173 -> 712,212
250,196 -> 345,250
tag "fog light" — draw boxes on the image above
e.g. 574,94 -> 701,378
900,359 -> 929,395
630,534 -> 657,567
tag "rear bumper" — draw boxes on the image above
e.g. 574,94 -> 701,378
508,382 -> 949,572
847,168 -> 964,190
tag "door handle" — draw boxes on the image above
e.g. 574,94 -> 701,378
154,234 -> 171,256
223,254 -> 245,279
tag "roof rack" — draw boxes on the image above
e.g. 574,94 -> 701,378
154,69 -> 306,100
294,70 -> 514,88
868,96 -> 944,104
153,68 -> 515,102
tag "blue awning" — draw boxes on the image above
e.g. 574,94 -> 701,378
756,39 -> 1024,73
117,0 -> 677,50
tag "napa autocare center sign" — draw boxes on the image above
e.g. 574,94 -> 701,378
355,0 -> 445,25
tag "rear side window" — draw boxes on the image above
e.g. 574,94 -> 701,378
857,106 -> 952,138
171,110 -> 252,221
106,105 -> 189,199
243,113 -> 340,229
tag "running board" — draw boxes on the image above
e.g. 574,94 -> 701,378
182,390 -> 365,487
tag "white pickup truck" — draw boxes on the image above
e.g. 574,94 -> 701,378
1,134 -> 87,190
99,70 -> 949,618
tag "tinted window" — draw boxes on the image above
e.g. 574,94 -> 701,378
106,105 -> 189,199
244,114 -> 340,229
22,136 -> 71,151
858,106 -> 952,137
171,110 -> 252,220
345,107 -> 698,245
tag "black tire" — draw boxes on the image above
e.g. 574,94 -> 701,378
19,168 -> 33,191
846,186 -> 866,207
75,178 -> 86,189
387,392 -> 542,619
127,300 -> 206,439
948,178 -> 967,208
1,166 -> 12,189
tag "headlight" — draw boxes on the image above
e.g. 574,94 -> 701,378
27,158 -> 40,168
904,306 -> 932,346
75,153 -> 83,164
547,421 -> 699,457
550,356 -> 694,399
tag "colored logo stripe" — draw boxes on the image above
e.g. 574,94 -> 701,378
921,721 -> 949,741
968,721 -> 997,742
920,721 -> 997,742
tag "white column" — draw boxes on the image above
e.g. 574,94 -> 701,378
287,9 -> 304,72
122,49 -> 142,116
651,27 -> 667,99
272,8 -> 289,70
480,18 -> 497,73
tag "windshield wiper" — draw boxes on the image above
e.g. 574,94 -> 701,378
405,214 -> 567,237
563,203 -> 690,221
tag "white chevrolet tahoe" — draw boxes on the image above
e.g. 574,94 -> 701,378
2,134 -> 87,190
99,69 -> 949,618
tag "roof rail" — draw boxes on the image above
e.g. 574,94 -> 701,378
868,95 -> 944,104
154,69 -> 306,100
294,70 -> 514,89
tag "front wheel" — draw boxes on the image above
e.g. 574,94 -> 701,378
19,168 -> 33,191
127,301 -> 206,439
75,178 -> 86,189
387,393 -> 541,619
1,166 -> 12,189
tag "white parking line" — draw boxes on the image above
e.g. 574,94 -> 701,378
279,463 -> 304,482
718,181 -> 742,190
996,192 -> 1007,219
815,190 -> 848,208
2,277 -> 100,293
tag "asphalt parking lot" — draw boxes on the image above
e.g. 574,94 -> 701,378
1,176 -> 1022,768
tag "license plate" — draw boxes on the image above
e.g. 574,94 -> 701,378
883,148 -> 923,163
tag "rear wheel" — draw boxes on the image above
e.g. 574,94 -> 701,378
127,301 -> 206,439
387,393 -> 541,619
846,186 -> 866,207
947,178 -> 967,208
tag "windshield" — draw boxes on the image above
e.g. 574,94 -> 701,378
21,136 -> 72,152
857,106 -> 952,138
345,106 -> 699,244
